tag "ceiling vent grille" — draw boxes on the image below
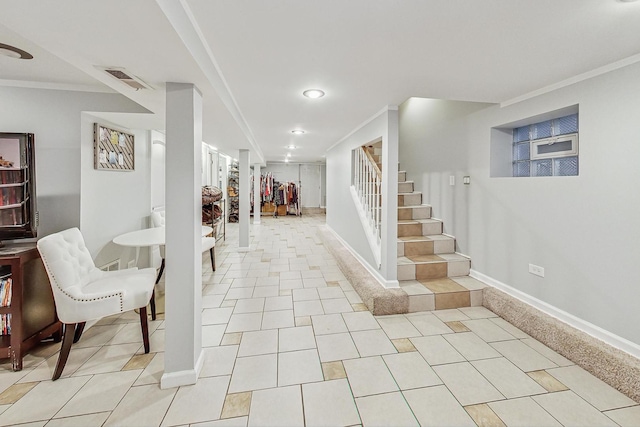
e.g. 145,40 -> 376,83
99,66 -> 153,91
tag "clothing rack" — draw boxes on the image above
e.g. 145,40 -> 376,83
259,173 -> 301,216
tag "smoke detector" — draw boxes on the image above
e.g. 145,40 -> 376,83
97,66 -> 153,91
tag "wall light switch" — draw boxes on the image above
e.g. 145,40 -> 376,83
463,176 -> 470,185
449,176 -> 455,186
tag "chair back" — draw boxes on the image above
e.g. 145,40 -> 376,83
150,210 -> 165,228
37,228 -> 100,321
149,210 -> 166,269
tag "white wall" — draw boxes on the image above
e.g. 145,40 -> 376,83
0,86 -> 148,246
150,130 -> 166,210
399,98 -> 492,253
326,108 -> 398,282
399,61 -> 640,346
80,114 -> 152,269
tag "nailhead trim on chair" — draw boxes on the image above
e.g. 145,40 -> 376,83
39,256 -> 124,310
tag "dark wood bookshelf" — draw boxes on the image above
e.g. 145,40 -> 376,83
0,243 -> 61,370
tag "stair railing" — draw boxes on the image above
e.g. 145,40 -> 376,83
352,146 -> 382,266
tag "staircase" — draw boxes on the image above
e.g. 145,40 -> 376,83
397,169 -> 486,312
357,142 -> 486,313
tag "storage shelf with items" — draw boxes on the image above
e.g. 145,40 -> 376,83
0,266 -> 12,337
0,133 -> 37,243
202,186 -> 225,242
0,244 -> 61,371
227,162 -> 239,223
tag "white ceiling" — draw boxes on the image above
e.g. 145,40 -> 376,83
1,0 -> 640,164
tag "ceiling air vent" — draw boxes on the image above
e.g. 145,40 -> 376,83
99,66 -> 153,91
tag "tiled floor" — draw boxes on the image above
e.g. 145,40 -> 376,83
0,214 -> 638,426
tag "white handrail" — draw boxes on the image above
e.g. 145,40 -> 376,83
351,146 -> 382,267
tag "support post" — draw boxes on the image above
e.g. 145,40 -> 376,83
380,107 -> 399,284
161,83 -> 203,388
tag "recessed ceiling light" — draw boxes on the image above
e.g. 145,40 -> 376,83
285,158 -> 289,163
287,145 -> 296,149
0,43 -> 33,60
287,153 -> 292,157
291,129 -> 305,135
303,89 -> 325,99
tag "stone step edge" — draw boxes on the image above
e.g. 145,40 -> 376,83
398,218 -> 442,225
397,256 -> 470,266
398,204 -> 431,209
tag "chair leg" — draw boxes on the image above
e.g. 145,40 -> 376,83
149,289 -> 156,321
139,306 -> 150,354
53,323 -> 76,381
149,258 -> 163,321
210,248 -> 216,271
155,258 -> 165,284
73,321 -> 86,343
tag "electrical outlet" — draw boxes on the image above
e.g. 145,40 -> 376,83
449,176 -> 455,186
529,263 -> 545,277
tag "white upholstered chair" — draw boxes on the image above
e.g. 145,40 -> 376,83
37,227 -> 156,380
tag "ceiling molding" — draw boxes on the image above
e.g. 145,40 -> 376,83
156,0 -> 265,164
326,105 -> 398,153
501,52 -> 640,108
0,78 -> 115,93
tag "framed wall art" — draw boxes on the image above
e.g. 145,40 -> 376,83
94,123 -> 135,171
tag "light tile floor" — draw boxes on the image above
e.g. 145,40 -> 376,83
0,215 -> 638,426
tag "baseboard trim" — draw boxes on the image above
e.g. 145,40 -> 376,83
470,269 -> 640,359
160,349 -> 205,389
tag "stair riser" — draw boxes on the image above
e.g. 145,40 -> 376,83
398,182 -> 414,193
398,238 -> 455,255
416,263 -> 448,280
402,241 -> 434,256
423,222 -> 443,236
398,223 -> 422,237
398,193 -> 422,207
433,239 -> 455,254
434,292 -> 471,310
397,260 -> 471,281
398,206 -> 431,220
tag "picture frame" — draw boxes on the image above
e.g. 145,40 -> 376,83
93,123 -> 135,171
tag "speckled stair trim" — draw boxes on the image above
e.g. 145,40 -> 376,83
483,286 -> 640,402
317,225 -> 409,315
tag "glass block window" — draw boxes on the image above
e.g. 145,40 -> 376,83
531,159 -> 552,176
554,156 -> 579,176
512,113 -> 578,177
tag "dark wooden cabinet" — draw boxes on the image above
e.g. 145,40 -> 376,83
0,243 -> 61,370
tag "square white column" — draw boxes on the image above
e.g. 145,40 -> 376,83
161,83 -> 203,388
380,107 -> 399,282
239,149 -> 250,249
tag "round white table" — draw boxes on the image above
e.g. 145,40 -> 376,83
113,225 -> 213,249
113,225 -> 214,320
